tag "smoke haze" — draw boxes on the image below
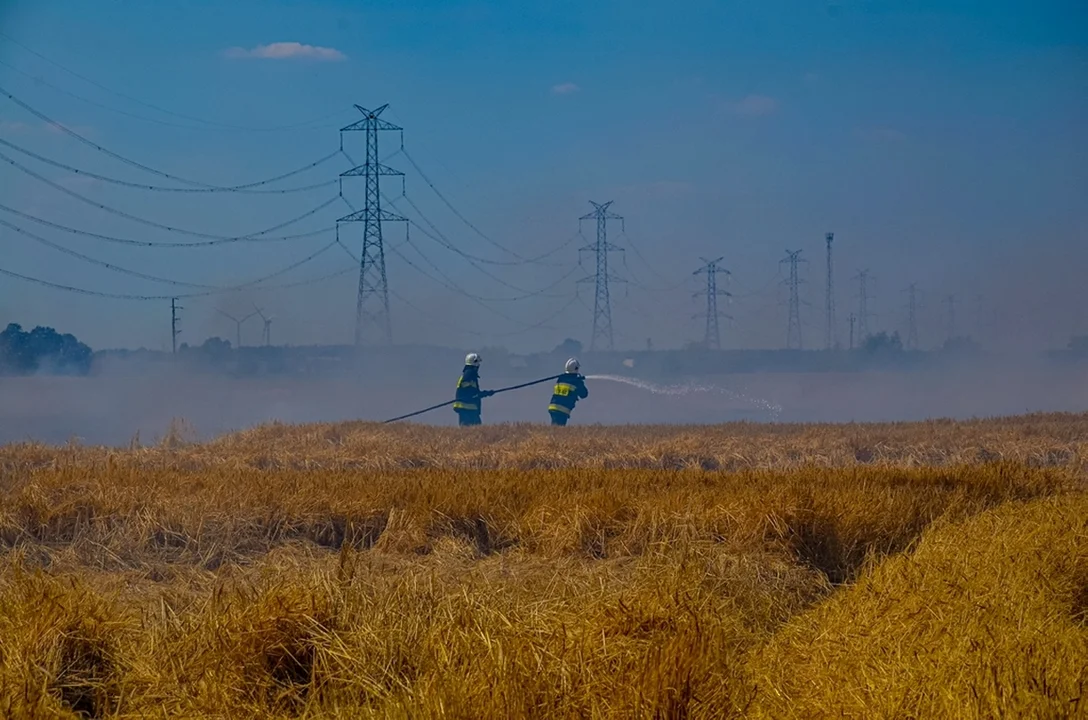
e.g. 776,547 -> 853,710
3,349 -> 1087,446
0,1 -> 1085,442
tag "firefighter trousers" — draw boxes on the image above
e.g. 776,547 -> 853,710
549,410 -> 569,426
456,410 -> 482,426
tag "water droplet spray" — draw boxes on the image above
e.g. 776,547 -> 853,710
584,374 -> 783,420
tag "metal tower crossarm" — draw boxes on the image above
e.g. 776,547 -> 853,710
693,256 -> 732,350
577,201 -> 626,351
338,103 -> 406,346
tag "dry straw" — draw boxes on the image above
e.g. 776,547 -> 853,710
0,413 -> 1085,717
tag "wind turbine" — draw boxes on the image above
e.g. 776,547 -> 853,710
253,305 -> 275,347
216,308 -> 259,348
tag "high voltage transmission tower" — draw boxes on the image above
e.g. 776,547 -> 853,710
170,298 -> 182,354
848,313 -> 857,350
853,268 -> 872,340
693,257 -> 732,350
944,294 -> 957,342
825,232 -> 836,350
974,294 -> 986,341
904,283 -> 919,350
578,201 -> 625,351
781,249 -> 806,350
338,104 -> 406,346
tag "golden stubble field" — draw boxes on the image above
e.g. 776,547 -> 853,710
0,414 -> 1086,718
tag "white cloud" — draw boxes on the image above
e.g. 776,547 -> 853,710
551,82 -> 580,95
727,94 -> 780,117
224,42 -> 347,62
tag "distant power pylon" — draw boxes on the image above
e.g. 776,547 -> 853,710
781,249 -> 807,349
974,294 -> 986,342
944,294 -> 957,342
338,104 -> 406,346
170,297 -> 182,354
216,308 -> 258,348
904,283 -> 920,350
848,313 -> 857,350
693,257 -> 732,350
825,232 -> 837,350
853,269 -> 872,341
578,200 -> 625,351
254,306 -> 274,347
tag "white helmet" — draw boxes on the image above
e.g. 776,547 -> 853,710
565,357 -> 580,374
465,352 -> 481,367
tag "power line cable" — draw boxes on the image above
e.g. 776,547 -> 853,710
393,189 -> 572,268
617,229 -> 675,289
625,271 -> 691,294
391,286 -> 578,339
0,34 -> 351,132
400,147 -> 526,260
397,219 -> 574,302
0,202 -> 331,248
0,137 -> 337,194
0,85 -> 340,189
340,194 -> 570,302
397,192 -> 554,267
269,265 -> 354,289
523,231 -> 582,264
345,150 -> 572,280
0,261 -> 352,300
234,239 -> 340,289
0,239 -> 343,300
4,217 -> 338,290
397,205 -> 556,295
346,148 -> 569,282
731,269 -> 783,299
1,58 -> 290,132
337,231 -> 565,331
3,218 -> 219,288
405,223 -> 577,303
0,265 -> 206,300
0,151 -> 339,240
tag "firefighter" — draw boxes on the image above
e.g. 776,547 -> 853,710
548,357 -> 589,426
453,352 -> 494,426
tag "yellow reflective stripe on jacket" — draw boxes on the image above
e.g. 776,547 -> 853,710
454,402 -> 479,411
548,403 -> 571,415
457,378 -> 478,389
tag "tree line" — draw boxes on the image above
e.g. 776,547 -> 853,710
0,323 -> 93,376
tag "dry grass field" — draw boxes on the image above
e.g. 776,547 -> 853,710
1,413 -> 1086,718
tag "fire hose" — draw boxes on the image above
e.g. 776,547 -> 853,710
381,375 -> 561,424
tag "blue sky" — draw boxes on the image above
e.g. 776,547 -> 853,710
0,0 -> 1084,352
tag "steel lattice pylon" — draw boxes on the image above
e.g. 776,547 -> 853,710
853,268 -> 872,342
338,104 -> 405,346
781,249 -> 806,350
825,232 -> 836,349
905,283 -> 919,349
577,201 -> 625,351
694,257 -> 732,350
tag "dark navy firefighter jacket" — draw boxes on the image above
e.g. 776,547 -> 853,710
548,372 -> 589,416
454,365 -> 484,413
